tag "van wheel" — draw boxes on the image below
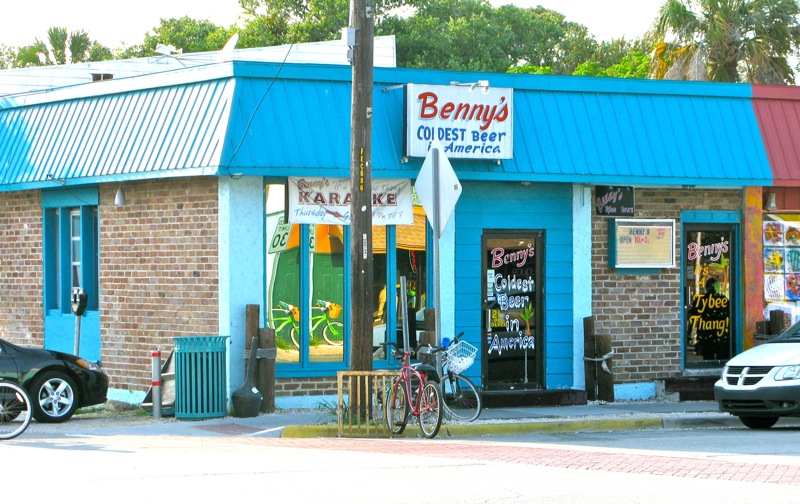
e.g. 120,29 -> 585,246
738,416 -> 778,429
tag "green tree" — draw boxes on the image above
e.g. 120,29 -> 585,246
650,0 -> 800,83
239,0 -> 611,73
14,27 -> 108,67
381,0 -> 515,72
15,40 -> 48,67
236,12 -> 292,48
141,17 -> 229,54
572,49 -> 651,78
88,42 -> 114,62
0,44 -> 15,69
240,0 -> 354,43
116,16 -> 236,59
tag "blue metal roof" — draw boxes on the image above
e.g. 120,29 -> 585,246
223,63 -> 771,186
0,60 -> 773,191
0,76 -> 233,190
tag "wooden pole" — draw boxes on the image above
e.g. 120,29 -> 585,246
583,316 -> 597,401
348,0 -> 374,374
260,328 -> 276,413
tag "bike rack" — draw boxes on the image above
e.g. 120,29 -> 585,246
336,370 -> 398,437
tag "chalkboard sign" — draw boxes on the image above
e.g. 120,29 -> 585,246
609,219 -> 676,269
595,186 -> 634,216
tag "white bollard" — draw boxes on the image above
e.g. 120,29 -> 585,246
151,348 -> 162,420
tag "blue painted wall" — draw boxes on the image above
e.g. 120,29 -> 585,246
455,181 -> 575,388
44,310 -> 100,362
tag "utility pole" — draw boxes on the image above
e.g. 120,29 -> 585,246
348,0 -> 374,373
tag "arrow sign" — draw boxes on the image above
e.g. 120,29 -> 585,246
415,139 -> 462,237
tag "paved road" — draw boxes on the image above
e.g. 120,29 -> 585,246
6,428 -> 800,503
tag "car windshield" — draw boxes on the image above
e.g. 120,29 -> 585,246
772,321 -> 800,342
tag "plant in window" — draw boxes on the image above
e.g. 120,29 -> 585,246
519,303 -> 534,336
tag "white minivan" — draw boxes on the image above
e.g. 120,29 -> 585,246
715,322 -> 800,429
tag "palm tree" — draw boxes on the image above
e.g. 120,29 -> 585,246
649,0 -> 800,84
14,27 -> 93,67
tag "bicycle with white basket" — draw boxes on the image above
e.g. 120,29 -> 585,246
418,332 -> 482,422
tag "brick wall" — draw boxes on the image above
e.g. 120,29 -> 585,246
99,178 -> 219,393
275,377 -> 338,398
0,191 -> 43,346
592,188 -> 741,383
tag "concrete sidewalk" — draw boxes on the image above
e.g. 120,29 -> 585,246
27,399 -> 789,439
281,400 -> 749,438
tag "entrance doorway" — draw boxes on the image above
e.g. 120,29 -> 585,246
481,231 -> 544,391
684,224 -> 736,369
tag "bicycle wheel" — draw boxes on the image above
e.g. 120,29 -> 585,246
418,381 -> 443,439
289,327 -> 299,349
0,382 -> 32,440
441,373 -> 482,422
322,321 -> 344,346
386,379 -> 409,435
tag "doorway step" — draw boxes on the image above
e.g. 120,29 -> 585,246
663,376 -> 717,401
482,389 -> 588,408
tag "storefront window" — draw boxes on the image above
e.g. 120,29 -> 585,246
762,216 -> 800,331
267,184 -> 301,364
373,206 -> 428,360
268,181 -> 424,367
309,223 -> 345,363
684,225 -> 735,367
482,231 -> 543,391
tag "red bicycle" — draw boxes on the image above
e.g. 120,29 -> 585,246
382,342 -> 443,439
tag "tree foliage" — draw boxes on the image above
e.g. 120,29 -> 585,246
0,44 -> 15,69
573,50 -> 650,78
650,0 -> 800,83
236,0 -> 640,74
2,0 -> 653,78
13,27 -> 111,67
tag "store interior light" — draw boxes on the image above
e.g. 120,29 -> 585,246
765,191 -> 778,211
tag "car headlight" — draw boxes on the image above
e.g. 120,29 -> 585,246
76,358 -> 101,372
775,365 -> 800,381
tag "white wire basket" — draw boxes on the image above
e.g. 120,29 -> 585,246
445,340 -> 477,374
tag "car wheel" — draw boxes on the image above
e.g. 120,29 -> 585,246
29,371 -> 79,423
738,416 -> 779,429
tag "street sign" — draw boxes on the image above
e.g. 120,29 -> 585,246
415,139 -> 462,237
268,216 -> 292,253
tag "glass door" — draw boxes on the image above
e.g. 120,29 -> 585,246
684,224 -> 736,368
482,231 -> 544,390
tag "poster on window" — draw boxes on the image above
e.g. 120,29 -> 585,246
764,247 -> 785,273
765,274 -> 785,302
287,177 -> 414,225
786,248 -> 800,274
764,221 -> 784,246
786,224 -> 800,246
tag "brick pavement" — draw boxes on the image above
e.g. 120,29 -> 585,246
249,437 -> 800,486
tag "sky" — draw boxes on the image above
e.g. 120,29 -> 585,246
0,0 -> 665,50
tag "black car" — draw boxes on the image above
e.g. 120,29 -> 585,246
0,338 -> 108,423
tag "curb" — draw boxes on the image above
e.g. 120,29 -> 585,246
280,417 -> 668,438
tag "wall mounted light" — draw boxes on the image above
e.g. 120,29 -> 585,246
450,80 -> 490,91
46,174 -> 66,185
114,186 -> 126,206
765,191 -> 778,211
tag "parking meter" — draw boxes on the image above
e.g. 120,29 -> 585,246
71,288 -> 88,316
71,288 -> 88,356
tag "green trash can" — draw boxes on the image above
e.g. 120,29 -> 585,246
173,336 -> 230,420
